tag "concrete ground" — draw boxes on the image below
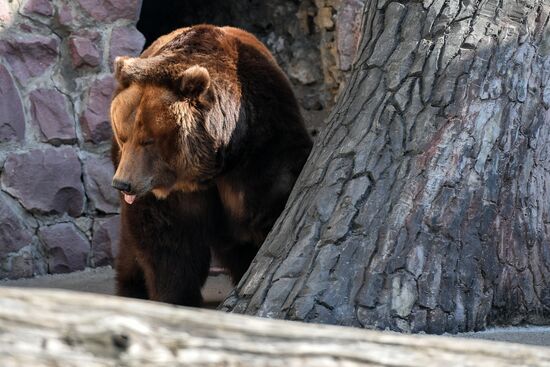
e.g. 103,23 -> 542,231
0,266 -> 232,308
2,267 -> 550,347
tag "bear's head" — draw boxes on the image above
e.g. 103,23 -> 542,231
110,55 -> 237,204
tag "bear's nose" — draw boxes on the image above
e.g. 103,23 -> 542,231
112,179 -> 132,193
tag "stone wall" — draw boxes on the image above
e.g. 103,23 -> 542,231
0,0 -> 365,279
0,0 -> 144,279
239,0 -> 366,134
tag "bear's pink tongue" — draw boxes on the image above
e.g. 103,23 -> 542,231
124,194 -> 136,205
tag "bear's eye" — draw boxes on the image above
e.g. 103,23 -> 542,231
140,139 -> 154,146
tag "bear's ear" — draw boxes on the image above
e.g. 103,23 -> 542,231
114,55 -> 170,86
114,56 -> 131,85
114,56 -> 142,86
179,65 -> 210,100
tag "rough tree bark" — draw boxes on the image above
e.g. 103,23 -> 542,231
221,0 -> 550,333
2,288 -> 550,366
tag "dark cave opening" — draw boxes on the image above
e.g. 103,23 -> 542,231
136,0 -> 273,49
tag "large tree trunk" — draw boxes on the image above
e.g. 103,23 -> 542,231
221,0 -> 550,333
2,287 -> 550,366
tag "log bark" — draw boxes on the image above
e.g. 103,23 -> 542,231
1,287 -> 550,366
221,0 -> 550,333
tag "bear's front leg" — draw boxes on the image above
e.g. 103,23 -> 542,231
142,244 -> 211,307
115,232 -> 149,300
115,189 -> 221,306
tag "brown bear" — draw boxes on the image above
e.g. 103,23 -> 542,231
110,25 -> 312,306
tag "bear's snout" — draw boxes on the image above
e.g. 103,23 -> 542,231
112,179 -> 132,193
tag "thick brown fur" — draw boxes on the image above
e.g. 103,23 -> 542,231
110,25 -> 312,306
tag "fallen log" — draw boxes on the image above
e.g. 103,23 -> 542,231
0,287 -> 548,366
